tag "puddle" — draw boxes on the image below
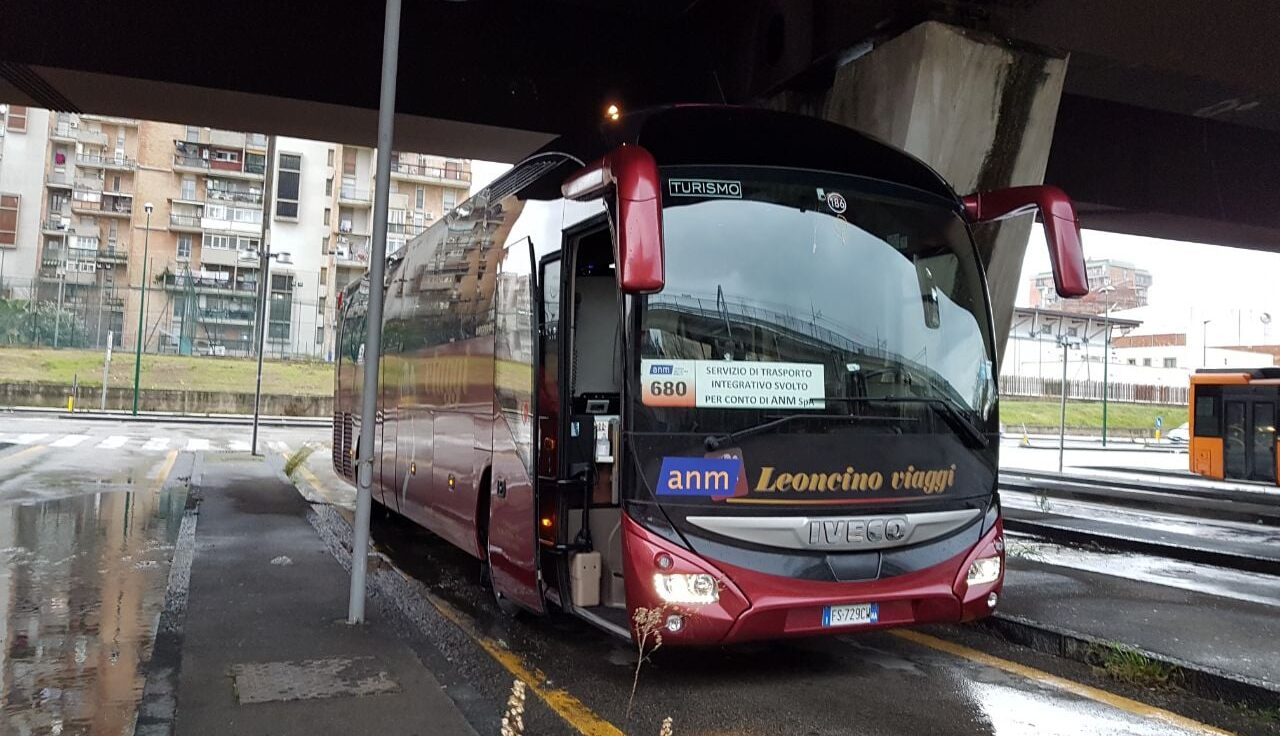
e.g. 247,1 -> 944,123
0,479 -> 188,734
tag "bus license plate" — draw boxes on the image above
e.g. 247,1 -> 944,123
822,603 -> 879,627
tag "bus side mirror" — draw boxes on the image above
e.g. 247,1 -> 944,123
962,185 -> 1088,298
562,145 -> 665,294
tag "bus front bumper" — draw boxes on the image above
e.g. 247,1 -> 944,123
621,513 -> 1004,646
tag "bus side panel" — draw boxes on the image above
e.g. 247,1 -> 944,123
1190,436 -> 1223,479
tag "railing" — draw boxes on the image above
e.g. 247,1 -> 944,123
173,154 -> 210,170
43,217 -> 70,232
244,160 -> 266,175
72,198 -> 133,216
198,307 -> 256,323
97,247 -> 129,262
77,153 -> 136,169
169,213 -> 201,228
391,161 -> 471,182
51,122 -> 77,139
999,375 -> 1189,406
47,170 -> 72,186
161,272 -> 259,294
207,186 -> 263,205
387,221 -> 428,236
339,186 -> 372,202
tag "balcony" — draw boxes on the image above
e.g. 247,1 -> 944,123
169,213 -> 202,232
338,186 -> 373,206
390,161 -> 471,188
207,185 -> 263,206
387,221 -> 428,237
198,307 -> 256,325
334,235 -> 371,268
50,123 -> 77,142
42,216 -> 71,235
77,128 -> 110,147
77,152 -> 136,170
74,176 -> 103,192
81,114 -> 140,128
46,170 -> 73,188
161,272 -> 259,296
97,247 -> 129,265
103,296 -> 126,311
72,198 -> 133,218
173,154 -> 210,173
245,133 -> 268,149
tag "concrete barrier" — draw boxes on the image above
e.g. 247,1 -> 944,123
0,382 -> 332,417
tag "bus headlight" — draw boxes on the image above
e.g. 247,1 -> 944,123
652,573 -> 719,604
966,557 -> 1001,586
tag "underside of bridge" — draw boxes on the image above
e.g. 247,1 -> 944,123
2,0 -> 1278,253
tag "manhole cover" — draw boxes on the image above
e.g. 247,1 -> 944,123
231,656 -> 400,704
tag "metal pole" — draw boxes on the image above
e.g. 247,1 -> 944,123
350,0 -> 401,625
1101,320 -> 1110,447
53,275 -> 64,348
102,330 -> 112,411
251,135 -> 278,456
1058,338 -> 1069,473
131,207 -> 152,415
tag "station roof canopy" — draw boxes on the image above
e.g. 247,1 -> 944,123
3,0 -> 1279,250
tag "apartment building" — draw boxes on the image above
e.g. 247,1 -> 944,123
0,104 -> 472,360
1029,258 -> 1152,315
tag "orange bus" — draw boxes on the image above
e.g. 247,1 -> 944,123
1189,368 -> 1280,484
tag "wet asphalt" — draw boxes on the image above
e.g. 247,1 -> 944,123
1,416 -> 1278,735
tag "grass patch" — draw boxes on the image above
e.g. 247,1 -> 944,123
283,444 -> 317,478
0,347 -> 334,396
1089,643 -> 1181,688
1000,399 -> 1187,432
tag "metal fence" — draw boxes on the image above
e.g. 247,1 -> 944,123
1000,374 -> 1189,405
0,276 -> 334,361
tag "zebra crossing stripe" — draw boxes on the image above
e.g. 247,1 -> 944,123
185,438 -> 211,451
14,433 -> 49,445
228,440 -> 251,452
52,434 -> 90,448
269,441 -> 290,454
142,437 -> 170,451
97,435 -> 129,449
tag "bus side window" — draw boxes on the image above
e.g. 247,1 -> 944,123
1193,392 -> 1221,437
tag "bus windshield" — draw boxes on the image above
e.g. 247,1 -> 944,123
629,166 -> 997,509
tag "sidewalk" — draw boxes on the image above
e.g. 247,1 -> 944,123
992,557 -> 1280,706
137,452 -> 476,736
1,405 -> 329,426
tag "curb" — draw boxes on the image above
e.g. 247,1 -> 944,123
1,406 -> 330,427
981,613 -> 1280,710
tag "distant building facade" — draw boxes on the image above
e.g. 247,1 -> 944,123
1029,259 -> 1151,315
0,104 -> 472,359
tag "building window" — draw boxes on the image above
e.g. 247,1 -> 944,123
185,125 -> 200,142
325,177 -> 333,197
5,106 -> 27,132
177,234 -> 192,260
316,325 -> 324,345
1127,359 -> 1137,365
320,266 -> 328,285
327,148 -> 335,167
443,189 -> 457,212
180,176 -> 197,200
1142,358 -> 1152,367
0,194 -> 19,246
321,235 -> 330,255
276,153 -> 301,218
204,234 -> 231,250
342,148 -> 357,176
212,149 -> 239,163
323,207 -> 331,226
415,187 -> 425,210
1163,357 -> 1177,368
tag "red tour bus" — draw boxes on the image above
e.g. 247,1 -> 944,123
333,105 -> 1088,644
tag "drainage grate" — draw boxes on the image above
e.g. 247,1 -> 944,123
231,656 -> 400,704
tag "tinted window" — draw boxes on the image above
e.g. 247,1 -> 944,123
1193,393 -> 1220,437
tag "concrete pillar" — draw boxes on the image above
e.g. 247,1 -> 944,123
774,21 -> 1067,361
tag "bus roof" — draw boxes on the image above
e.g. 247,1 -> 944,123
1193,367 -> 1280,382
520,105 -> 960,207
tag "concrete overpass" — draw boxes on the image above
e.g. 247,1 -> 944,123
2,0 -> 1278,322
3,0 -> 1277,250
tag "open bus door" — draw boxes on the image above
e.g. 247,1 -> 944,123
488,236 -> 545,612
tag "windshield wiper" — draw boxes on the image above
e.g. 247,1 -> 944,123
851,396 -> 990,449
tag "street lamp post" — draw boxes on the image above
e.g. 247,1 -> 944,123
1097,284 -> 1116,447
131,202 -> 154,416
1202,319 -> 1212,366
243,248 -> 291,456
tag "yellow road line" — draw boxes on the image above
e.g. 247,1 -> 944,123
891,630 -> 1233,736
152,449 -> 179,487
0,444 -> 48,464
419,585 -> 624,736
